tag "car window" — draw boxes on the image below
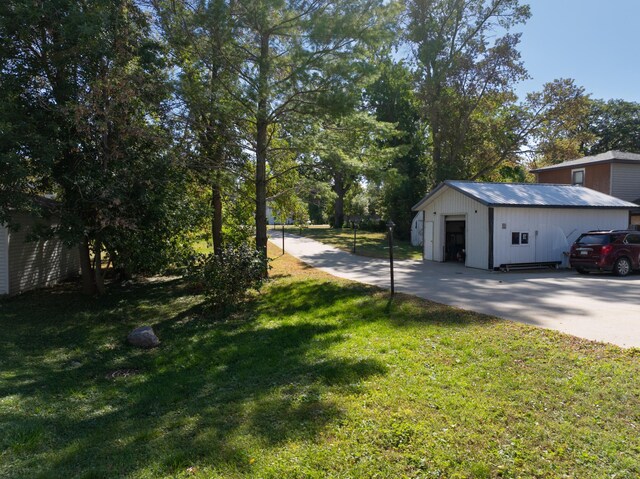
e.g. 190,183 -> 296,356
575,234 -> 611,245
625,234 -> 640,244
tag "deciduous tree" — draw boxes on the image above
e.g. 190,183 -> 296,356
152,0 -> 242,256
406,0 -> 530,182
365,60 -> 428,238
0,0 -> 188,294
309,112 -> 398,228
586,99 -> 640,155
225,0 -> 395,253
516,79 -> 593,169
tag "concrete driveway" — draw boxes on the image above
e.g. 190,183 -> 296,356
270,233 -> 640,348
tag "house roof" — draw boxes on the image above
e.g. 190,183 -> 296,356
412,180 -> 639,210
531,150 -> 640,172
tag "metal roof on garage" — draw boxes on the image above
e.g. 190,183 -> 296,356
413,181 -> 639,210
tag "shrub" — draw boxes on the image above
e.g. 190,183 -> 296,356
359,219 -> 387,232
194,245 -> 269,310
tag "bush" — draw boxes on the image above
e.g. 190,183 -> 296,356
359,219 -> 387,232
193,245 -> 269,310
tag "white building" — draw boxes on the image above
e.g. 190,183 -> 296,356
266,203 -> 294,225
412,181 -> 637,270
410,212 -> 424,247
0,212 -> 79,295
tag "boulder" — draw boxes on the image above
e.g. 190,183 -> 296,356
127,326 -> 160,349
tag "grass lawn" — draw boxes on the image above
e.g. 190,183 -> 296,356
274,224 -> 423,260
1,245 -> 639,478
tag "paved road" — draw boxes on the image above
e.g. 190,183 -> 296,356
270,233 -> 640,348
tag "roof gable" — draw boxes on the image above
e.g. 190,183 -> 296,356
413,181 -> 638,210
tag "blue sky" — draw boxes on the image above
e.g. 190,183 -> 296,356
515,0 -> 640,102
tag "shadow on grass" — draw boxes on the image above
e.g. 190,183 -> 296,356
259,279 -> 374,317
385,292 -> 500,330
0,277 -> 386,478
264,278 -> 497,332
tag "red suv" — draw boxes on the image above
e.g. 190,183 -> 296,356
569,230 -> 640,276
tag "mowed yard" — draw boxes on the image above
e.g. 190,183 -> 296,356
278,224 -> 423,260
1,245 -> 639,478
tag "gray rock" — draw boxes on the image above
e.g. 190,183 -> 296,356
127,326 -> 160,349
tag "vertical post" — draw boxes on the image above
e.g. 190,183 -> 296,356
387,220 -> 395,296
352,221 -> 357,254
282,222 -> 285,254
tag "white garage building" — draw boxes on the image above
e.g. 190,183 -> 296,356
412,181 -> 637,270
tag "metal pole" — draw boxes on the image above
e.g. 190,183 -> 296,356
282,222 -> 285,254
387,220 -> 395,296
352,221 -> 357,254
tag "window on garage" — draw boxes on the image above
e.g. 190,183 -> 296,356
511,232 -> 529,246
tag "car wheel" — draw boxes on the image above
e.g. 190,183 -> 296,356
576,267 -> 589,275
613,257 -> 631,277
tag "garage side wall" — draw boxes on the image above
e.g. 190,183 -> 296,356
7,213 -> 80,295
492,207 -> 630,267
417,188 -> 489,269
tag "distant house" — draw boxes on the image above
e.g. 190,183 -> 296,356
531,150 -> 640,223
0,211 -> 79,295
412,181 -> 637,270
266,203 -> 293,225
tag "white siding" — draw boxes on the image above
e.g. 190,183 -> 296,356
492,208 -> 630,267
0,226 -> 8,295
416,188 -> 489,269
611,164 -> 640,202
7,213 -> 80,295
423,221 -> 434,260
411,212 -> 424,246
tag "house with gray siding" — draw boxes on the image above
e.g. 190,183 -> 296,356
0,212 -> 79,295
412,181 -> 637,270
531,150 -> 640,223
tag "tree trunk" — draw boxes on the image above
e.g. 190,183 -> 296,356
332,172 -> 345,229
255,32 -> 270,264
211,177 -> 223,256
79,235 -> 96,295
93,238 -> 106,296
